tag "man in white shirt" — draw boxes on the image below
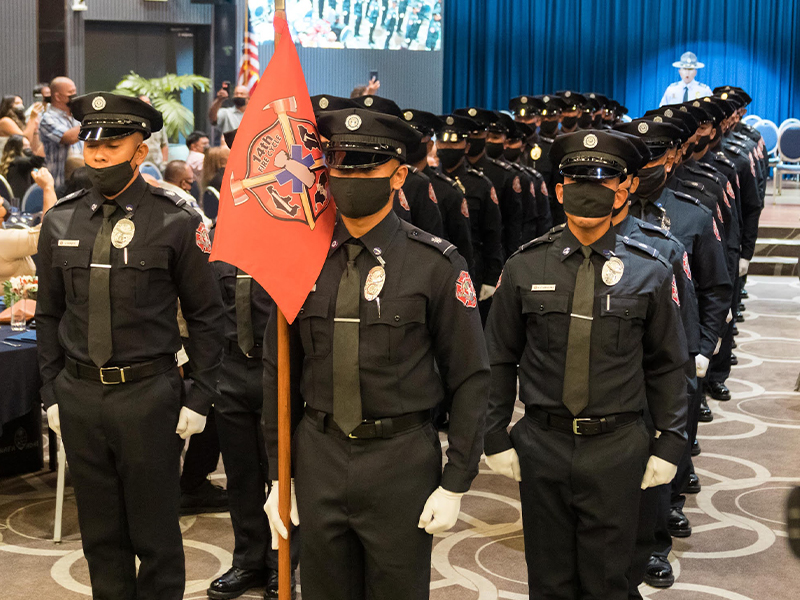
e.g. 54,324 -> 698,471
208,85 -> 250,134
185,131 -> 209,182
659,52 -> 713,106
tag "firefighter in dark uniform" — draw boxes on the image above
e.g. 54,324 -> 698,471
37,93 -> 223,600
508,95 -> 545,170
454,106 -> 524,260
577,94 -> 602,130
400,108 -> 474,276
261,108 -> 490,600
484,130 -> 688,599
207,250 -> 300,599
533,95 -> 568,224
353,94 -> 445,237
555,90 -> 585,134
435,114 -> 503,325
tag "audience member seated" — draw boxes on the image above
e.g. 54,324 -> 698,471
185,130 -> 209,183
0,134 -> 46,199
39,76 -> 82,188
0,95 -> 44,155
202,145 -> 229,193
55,155 -> 87,197
0,167 -> 57,278
139,95 -> 170,171
160,160 -> 212,226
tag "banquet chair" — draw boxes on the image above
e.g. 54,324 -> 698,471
140,161 -> 162,181
20,184 -> 44,214
742,114 -> 761,126
202,186 -> 220,221
0,174 -> 14,203
774,125 -> 800,196
779,118 -> 800,133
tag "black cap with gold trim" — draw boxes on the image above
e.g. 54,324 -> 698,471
550,130 -> 640,181
72,92 -> 163,141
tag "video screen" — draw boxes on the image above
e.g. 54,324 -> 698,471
249,0 -> 443,50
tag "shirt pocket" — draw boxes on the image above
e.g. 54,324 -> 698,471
599,294 -> 647,354
363,297 -> 427,365
52,247 -> 91,305
297,294 -> 331,358
521,291 -> 570,351
113,248 -> 172,307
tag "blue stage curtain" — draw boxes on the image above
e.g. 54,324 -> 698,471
443,0 -> 800,123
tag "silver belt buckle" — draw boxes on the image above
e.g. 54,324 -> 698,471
572,418 -> 591,435
99,366 -> 125,385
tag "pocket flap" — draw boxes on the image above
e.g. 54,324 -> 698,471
366,297 -> 426,327
52,247 -> 91,269
122,248 -> 170,271
298,294 -> 330,319
600,295 -> 646,320
521,291 -> 570,315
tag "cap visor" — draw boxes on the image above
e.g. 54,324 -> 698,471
79,127 -> 140,142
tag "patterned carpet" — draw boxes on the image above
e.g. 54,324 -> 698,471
1,275 -> 799,599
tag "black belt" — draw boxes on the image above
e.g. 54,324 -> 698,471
304,406 -> 430,439
526,407 -> 640,436
224,339 -> 263,359
65,355 -> 177,385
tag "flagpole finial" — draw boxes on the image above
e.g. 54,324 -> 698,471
275,0 -> 285,11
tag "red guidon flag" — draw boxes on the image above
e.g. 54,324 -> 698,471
210,15 -> 334,323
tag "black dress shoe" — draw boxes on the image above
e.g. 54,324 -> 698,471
644,555 -> 675,587
667,507 -> 692,537
730,353 -> 738,366
738,302 -> 746,312
208,567 -> 266,600
180,480 -> 229,515
699,396 -> 713,422
686,473 -> 701,494
264,568 -> 297,600
691,439 -> 701,456
736,311 -> 744,323
732,339 -> 737,349
706,381 -> 731,401
732,324 -> 739,336
740,288 -> 749,299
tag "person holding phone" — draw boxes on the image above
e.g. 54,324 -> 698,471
209,82 -> 251,136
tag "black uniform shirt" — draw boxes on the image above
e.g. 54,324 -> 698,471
212,260 -> 275,350
397,166 -> 445,238
718,146 -> 763,260
484,225 -> 689,463
471,154 -> 523,259
262,210 -> 490,493
424,164 -> 475,276
36,176 -> 223,414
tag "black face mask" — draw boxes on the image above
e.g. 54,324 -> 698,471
562,182 -> 618,218
635,165 -> 667,200
539,120 -> 559,137
437,148 -> 464,170
485,141 -> 504,159
561,116 -> 578,129
405,142 -> 429,165
709,126 -> 723,148
466,137 -> 485,157
503,146 -> 522,162
66,94 -> 77,109
592,114 -> 603,128
232,97 -> 247,108
578,113 -> 594,129
693,135 -> 710,154
86,146 -> 140,197
683,142 -> 696,158
12,106 -> 25,121
329,169 -> 397,219
611,198 -> 629,218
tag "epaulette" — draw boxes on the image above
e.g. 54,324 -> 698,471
488,157 -> 513,171
679,179 -> 705,193
548,223 -> 566,235
621,235 -> 660,259
713,153 -> 736,168
696,162 -> 720,175
466,166 -> 493,187
401,221 -> 458,259
672,190 -> 701,205
151,185 -> 188,207
725,146 -> 744,157
637,220 -> 673,239
431,169 -> 461,190
514,229 -> 560,256
728,140 -> 750,151
406,165 -> 420,175
411,167 -> 431,183
686,166 -> 718,183
55,188 -> 90,205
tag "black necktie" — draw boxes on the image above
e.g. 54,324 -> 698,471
683,86 -> 689,102
235,269 -> 254,355
333,243 -> 363,435
562,246 -> 594,416
88,204 -> 117,367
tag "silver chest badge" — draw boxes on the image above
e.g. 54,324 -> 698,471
364,266 -> 386,302
602,257 -> 624,286
111,218 -> 135,249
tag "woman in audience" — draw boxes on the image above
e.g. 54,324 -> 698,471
0,95 -> 43,154
0,134 -> 46,198
201,145 -> 229,193
0,167 -> 57,278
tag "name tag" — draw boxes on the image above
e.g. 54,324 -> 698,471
58,240 -> 80,247
531,284 -> 556,292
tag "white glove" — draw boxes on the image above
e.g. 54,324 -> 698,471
484,448 -> 522,481
641,455 -> 678,489
46,405 -> 61,437
695,354 -> 710,378
418,486 -> 463,534
713,337 -> 722,355
726,309 -> 733,324
738,258 -> 749,277
175,406 -> 207,439
265,480 -> 299,549
479,284 -> 496,301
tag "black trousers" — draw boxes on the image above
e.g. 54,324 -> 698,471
708,254 -> 740,385
57,367 -> 185,600
672,376 -> 701,510
180,403 -> 220,492
512,414 -> 649,600
294,415 -> 441,600
215,350 -> 299,571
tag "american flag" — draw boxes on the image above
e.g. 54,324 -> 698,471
237,12 -> 260,92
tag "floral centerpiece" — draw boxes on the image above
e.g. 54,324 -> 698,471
3,275 -> 38,307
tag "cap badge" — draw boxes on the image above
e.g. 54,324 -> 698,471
521,96 -> 528,104
319,97 -> 329,109
692,101 -> 701,107
345,114 -> 362,131
543,95 -> 550,103
583,133 -> 598,149
664,109 -> 674,117
565,91 -> 572,97
468,108 -> 477,117
602,257 -> 625,286
91,96 -> 106,111
364,96 -> 374,107
446,116 -> 454,125
637,122 -> 649,134
403,110 -> 413,121
721,92 -> 729,100
654,116 -> 663,123
679,106 -> 688,112
590,93 -> 596,99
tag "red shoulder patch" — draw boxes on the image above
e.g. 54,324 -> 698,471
671,275 -> 680,306
399,189 -> 410,211
195,222 -> 212,254
716,203 -> 724,223
530,182 -> 536,197
540,181 -> 549,197
512,176 -> 522,194
428,183 -> 438,204
712,218 -> 721,242
496,270 -> 503,288
682,251 -> 692,281
455,271 -> 477,308
725,181 -> 734,206
490,187 -> 499,205
460,197 -> 470,218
